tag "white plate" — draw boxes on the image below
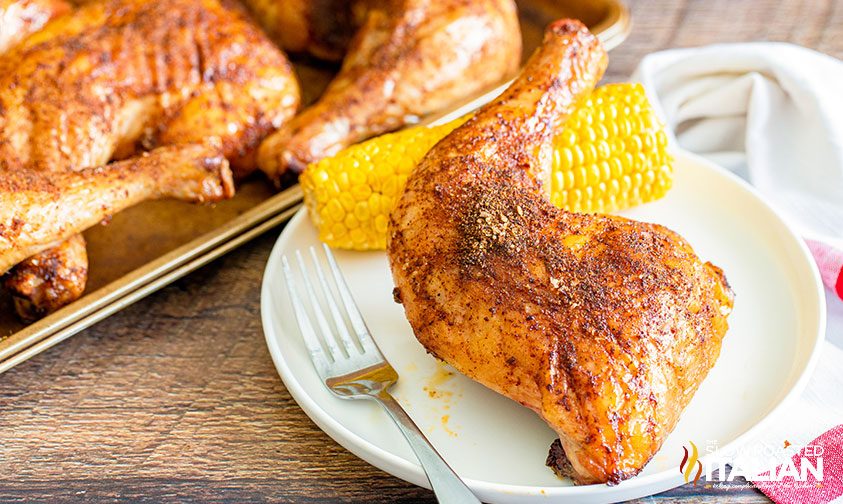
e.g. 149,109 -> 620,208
261,150 -> 825,504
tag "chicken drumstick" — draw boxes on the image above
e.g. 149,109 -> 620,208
2,144 -> 234,318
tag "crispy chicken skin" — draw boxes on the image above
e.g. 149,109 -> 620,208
0,0 -> 69,53
388,20 -> 734,485
0,0 -> 299,176
254,0 -> 521,183
0,0 -> 299,317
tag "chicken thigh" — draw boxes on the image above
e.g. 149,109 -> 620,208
388,20 -> 734,485
249,0 -> 522,183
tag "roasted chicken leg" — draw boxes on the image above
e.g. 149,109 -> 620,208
0,0 -> 300,318
2,144 -> 234,319
388,20 -> 734,485
252,0 -> 521,183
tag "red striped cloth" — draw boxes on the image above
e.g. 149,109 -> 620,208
807,240 -> 843,301
752,424 -> 843,504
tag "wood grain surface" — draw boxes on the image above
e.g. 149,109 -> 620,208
2,0 -> 842,502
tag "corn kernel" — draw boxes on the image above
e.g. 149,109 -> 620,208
374,214 -> 389,235
344,213 -> 359,230
584,143 -> 597,165
350,183 -> 371,201
572,144 -> 584,167
560,128 -> 577,146
580,126 -> 597,144
599,160 -> 611,181
626,135 -> 643,154
596,140 -> 611,161
587,164 -> 600,186
559,147 -> 573,171
326,200 -> 344,222
354,201 -> 370,222
621,174 -> 632,193
573,166 -> 587,188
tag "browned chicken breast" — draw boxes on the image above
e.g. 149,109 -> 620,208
1,144 -> 234,319
252,0 -> 521,183
388,20 -> 734,485
0,0 -> 69,53
0,0 -> 300,318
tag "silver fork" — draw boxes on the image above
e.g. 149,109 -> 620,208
281,244 -> 480,504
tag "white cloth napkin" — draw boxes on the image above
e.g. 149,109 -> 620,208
632,43 -> 843,502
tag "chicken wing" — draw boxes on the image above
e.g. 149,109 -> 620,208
252,0 -> 521,183
0,0 -> 69,53
0,0 -> 299,317
388,20 -> 734,485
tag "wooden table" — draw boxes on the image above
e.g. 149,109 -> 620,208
2,0 -> 841,502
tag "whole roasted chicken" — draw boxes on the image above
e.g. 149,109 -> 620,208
0,0 -> 300,319
388,20 -> 734,485
248,0 -> 522,183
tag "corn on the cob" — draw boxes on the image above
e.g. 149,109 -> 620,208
299,117 -> 469,250
549,84 -> 672,213
300,83 -> 672,251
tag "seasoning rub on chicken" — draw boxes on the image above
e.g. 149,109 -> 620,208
0,0 -> 300,319
388,19 -> 734,485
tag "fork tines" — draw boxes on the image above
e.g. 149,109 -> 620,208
281,244 -> 382,378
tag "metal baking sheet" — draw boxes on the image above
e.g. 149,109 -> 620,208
0,0 -> 631,373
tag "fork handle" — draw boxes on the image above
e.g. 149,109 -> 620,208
374,391 -> 481,504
